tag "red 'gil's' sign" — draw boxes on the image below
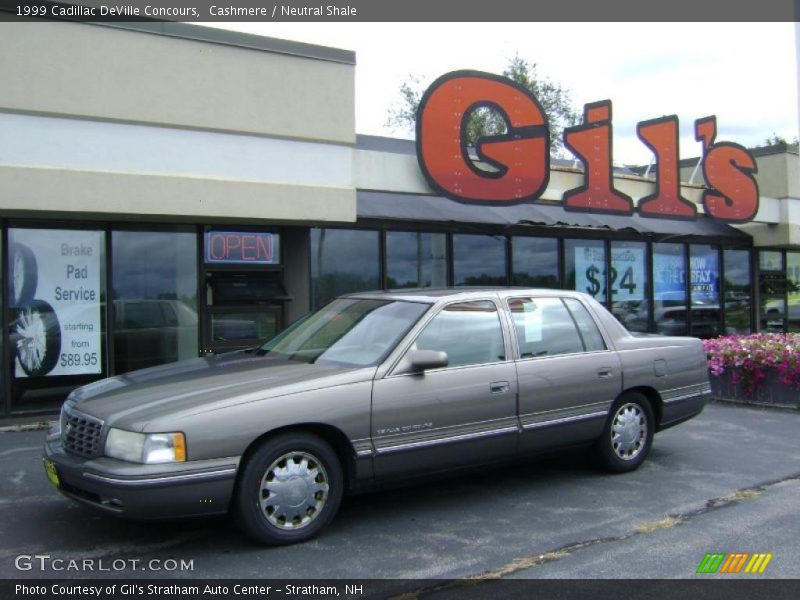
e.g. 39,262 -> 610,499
416,71 -> 759,223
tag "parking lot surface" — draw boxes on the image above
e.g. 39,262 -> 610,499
0,402 -> 798,580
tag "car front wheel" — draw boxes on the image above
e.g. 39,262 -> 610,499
596,392 -> 654,473
232,433 -> 343,546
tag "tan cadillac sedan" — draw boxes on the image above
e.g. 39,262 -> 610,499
44,289 -> 711,545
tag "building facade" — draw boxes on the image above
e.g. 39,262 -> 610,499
0,21 -> 798,417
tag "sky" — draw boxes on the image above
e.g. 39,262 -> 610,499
204,22 -> 799,166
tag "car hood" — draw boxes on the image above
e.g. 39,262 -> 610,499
68,352 -> 371,427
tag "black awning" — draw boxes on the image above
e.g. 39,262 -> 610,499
357,191 -> 751,241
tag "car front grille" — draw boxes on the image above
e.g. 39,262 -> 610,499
62,410 -> 104,459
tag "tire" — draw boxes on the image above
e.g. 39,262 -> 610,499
232,433 -> 344,546
9,243 -> 38,306
14,299 -> 62,377
596,392 -> 654,473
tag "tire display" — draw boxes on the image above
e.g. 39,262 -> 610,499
596,392 -> 654,473
9,242 -> 38,306
13,299 -> 62,377
232,433 -> 344,546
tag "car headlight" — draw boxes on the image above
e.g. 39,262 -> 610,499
105,428 -> 186,464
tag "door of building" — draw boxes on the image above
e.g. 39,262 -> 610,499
202,229 -> 290,355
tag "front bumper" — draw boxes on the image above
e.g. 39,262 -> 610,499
44,435 -> 239,519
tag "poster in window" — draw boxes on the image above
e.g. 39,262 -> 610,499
575,246 -> 644,301
9,229 -> 103,378
689,250 -> 719,301
653,251 -> 686,295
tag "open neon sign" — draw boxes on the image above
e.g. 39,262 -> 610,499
416,71 -> 759,223
205,231 -> 277,265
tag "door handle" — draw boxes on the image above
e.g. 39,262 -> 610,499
597,368 -> 613,379
490,381 -> 510,394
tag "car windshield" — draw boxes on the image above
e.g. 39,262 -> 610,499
256,298 -> 430,367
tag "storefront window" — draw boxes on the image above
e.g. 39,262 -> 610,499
112,230 -> 198,374
453,234 -> 507,286
512,237 -> 559,288
723,249 -> 752,334
8,227 -> 106,412
311,229 -> 380,308
689,245 -> 721,339
565,239 -> 606,304
652,243 -> 687,336
787,252 -> 800,332
758,250 -> 785,332
610,241 -> 648,332
385,231 -> 448,288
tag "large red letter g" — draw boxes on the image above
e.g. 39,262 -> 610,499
416,71 -> 550,204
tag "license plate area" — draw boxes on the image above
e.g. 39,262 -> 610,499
43,458 -> 60,487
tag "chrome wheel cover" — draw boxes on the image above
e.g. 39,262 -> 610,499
259,451 -> 330,531
610,402 -> 647,460
16,308 -> 47,371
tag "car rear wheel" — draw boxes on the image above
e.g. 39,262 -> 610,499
596,392 -> 654,473
232,433 -> 343,546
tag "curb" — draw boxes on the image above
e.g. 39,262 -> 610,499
710,397 -> 799,412
0,420 -> 56,433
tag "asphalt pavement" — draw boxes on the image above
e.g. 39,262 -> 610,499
0,402 -> 798,581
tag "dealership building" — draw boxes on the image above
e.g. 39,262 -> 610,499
0,20 -> 798,417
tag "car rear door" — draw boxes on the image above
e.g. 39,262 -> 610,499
371,298 -> 519,477
506,295 -> 622,454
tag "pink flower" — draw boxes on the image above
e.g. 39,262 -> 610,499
704,333 -> 800,396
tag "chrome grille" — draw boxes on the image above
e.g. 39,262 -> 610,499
62,409 -> 104,459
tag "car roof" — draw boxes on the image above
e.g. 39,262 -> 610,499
344,287 -> 591,304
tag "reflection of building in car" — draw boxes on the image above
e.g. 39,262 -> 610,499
624,291 -> 721,339
113,300 -> 198,374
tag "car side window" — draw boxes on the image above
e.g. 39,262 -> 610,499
413,300 -> 505,368
563,298 -> 607,351
507,297 -> 584,358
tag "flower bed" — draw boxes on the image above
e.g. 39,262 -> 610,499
703,333 -> 800,408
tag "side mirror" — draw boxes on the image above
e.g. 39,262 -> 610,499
405,349 -> 449,374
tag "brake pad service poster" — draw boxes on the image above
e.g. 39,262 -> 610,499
9,228 -> 103,377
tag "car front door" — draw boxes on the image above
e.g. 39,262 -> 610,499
507,295 -> 622,454
371,299 -> 519,478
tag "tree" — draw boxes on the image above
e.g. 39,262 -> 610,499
763,133 -> 799,147
386,54 -> 580,156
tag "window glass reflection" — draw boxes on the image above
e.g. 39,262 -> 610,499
723,249 -> 752,334
453,234 -> 507,286
508,297 -> 584,357
112,230 -> 198,374
386,231 -> 448,288
652,243 -> 687,336
759,250 -> 786,332
415,301 -> 505,367
564,298 -> 607,351
788,253 -> 800,332
512,237 -> 559,288
310,229 -> 380,308
689,245 -> 721,339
